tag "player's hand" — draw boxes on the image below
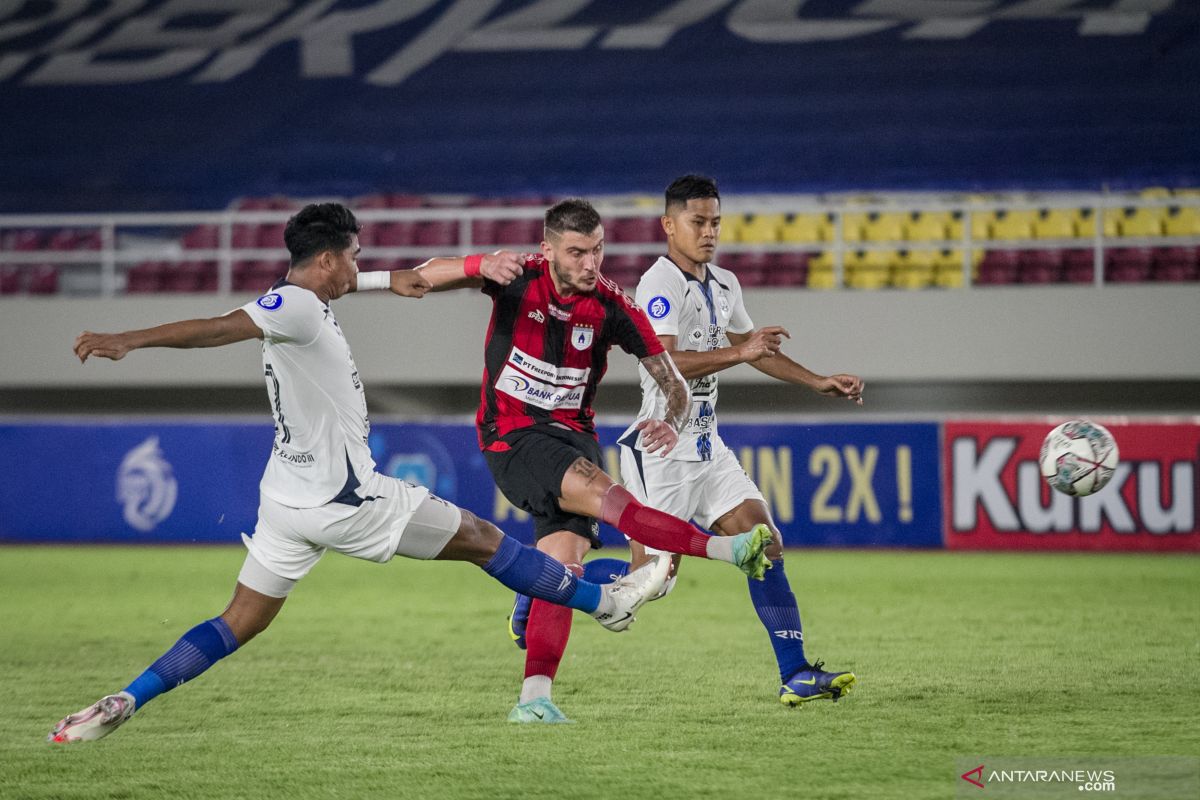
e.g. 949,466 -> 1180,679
636,419 -> 678,456
390,269 -> 433,298
74,331 -> 132,363
816,373 -> 865,406
480,251 -> 524,285
737,326 -> 789,363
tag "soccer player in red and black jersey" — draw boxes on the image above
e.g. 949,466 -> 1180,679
406,199 -> 775,723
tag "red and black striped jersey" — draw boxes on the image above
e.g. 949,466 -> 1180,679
476,254 -> 664,449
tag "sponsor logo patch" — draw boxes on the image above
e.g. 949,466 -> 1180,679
497,364 -> 585,410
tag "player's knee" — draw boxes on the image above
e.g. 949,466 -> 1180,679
454,509 -> 504,565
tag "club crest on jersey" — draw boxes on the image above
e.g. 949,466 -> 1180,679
570,324 -> 594,350
717,292 -> 730,315
647,295 -> 671,319
257,293 -> 283,311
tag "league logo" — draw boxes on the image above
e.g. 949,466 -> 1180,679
256,293 -> 283,311
647,295 -> 671,319
116,436 -> 178,532
570,324 -> 594,350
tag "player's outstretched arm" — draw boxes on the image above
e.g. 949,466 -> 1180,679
74,310 -> 262,363
636,351 -> 691,455
414,251 -> 525,292
729,329 -> 865,405
659,325 -> 789,381
350,268 -> 432,297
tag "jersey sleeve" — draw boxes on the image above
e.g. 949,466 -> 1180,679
634,268 -> 686,337
725,272 -> 755,335
239,287 -> 323,346
481,253 -> 542,298
608,291 -> 666,359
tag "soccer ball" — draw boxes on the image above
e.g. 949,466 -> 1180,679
1038,420 -> 1119,497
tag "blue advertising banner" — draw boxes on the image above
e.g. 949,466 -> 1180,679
0,419 -> 941,548
2,1 -> 1197,211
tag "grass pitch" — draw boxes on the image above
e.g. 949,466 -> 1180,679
2,547 -> 1197,800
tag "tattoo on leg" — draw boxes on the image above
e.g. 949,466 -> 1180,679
569,458 -> 604,488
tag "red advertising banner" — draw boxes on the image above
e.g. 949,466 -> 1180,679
944,420 -> 1199,551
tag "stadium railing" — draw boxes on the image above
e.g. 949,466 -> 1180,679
1,190 -> 1197,297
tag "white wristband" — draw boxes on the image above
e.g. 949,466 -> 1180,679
356,271 -> 391,291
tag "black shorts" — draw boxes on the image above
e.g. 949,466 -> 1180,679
483,425 -> 602,548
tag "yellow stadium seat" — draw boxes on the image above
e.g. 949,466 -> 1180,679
721,214 -> 749,243
846,249 -> 895,289
991,210 -> 1037,240
1164,206 -> 1200,236
1033,209 -> 1077,239
1173,188 -> 1200,198
967,210 -> 996,241
863,212 -> 907,243
1076,209 -> 1121,238
894,250 -> 935,289
779,213 -> 829,244
738,213 -> 786,244
806,252 -> 837,289
840,212 -> 869,243
1119,208 -> 1165,237
905,212 -> 950,242
1139,187 -> 1171,200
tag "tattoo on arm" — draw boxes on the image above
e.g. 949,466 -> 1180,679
641,352 -> 690,432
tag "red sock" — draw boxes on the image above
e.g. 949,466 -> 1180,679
524,560 -> 582,680
600,484 -> 711,558
524,599 -> 574,680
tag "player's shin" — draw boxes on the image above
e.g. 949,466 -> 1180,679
599,484 -> 712,558
748,559 -> 809,682
122,617 -> 240,710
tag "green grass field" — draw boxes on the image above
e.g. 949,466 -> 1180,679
2,547 -> 1197,800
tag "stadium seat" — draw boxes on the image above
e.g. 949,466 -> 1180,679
161,261 -> 216,292
258,223 -> 288,249
470,219 -> 500,246
233,260 -> 286,292
352,194 -> 391,210
904,212 -> 950,243
1062,249 -> 1096,283
0,265 -> 22,294
894,250 -> 936,289
125,261 -> 167,293
933,250 -> 974,288
990,210 -> 1037,241
1164,207 -> 1200,236
1150,247 -> 1199,282
967,210 -> 996,241
845,249 -> 892,289
1119,208 -> 1165,238
862,212 -> 906,243
840,212 -> 869,244
232,224 -> 258,249
1032,209 -> 1077,239
182,225 -> 219,249
725,251 -> 771,287
1017,249 -> 1063,283
976,250 -> 1019,284
3,228 -> 44,251
1075,209 -> 1121,238
609,217 -> 663,244
375,222 -> 415,247
779,213 -> 828,244
494,219 -> 541,247
386,194 -> 427,208
601,254 -> 645,288
764,251 -> 808,286
1104,248 -> 1153,282
413,220 -> 458,247
737,213 -> 786,244
26,264 -> 59,294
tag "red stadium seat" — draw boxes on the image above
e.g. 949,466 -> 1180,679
1017,249 -> 1063,284
161,261 -> 216,293
601,254 -> 646,288
375,222 -> 415,247
182,225 -> 219,249
764,252 -> 809,286
976,250 -> 1019,284
386,194 -> 426,208
495,219 -> 541,247
1104,248 -> 1153,283
233,260 -> 287,293
0,265 -> 22,294
125,261 -> 167,293
1151,247 -> 1199,282
4,229 -> 44,251
46,228 -> 101,250
1062,249 -> 1095,283
26,264 -> 59,295
609,217 -> 663,244
725,252 -> 771,287
413,220 -> 458,247
258,223 -> 288,250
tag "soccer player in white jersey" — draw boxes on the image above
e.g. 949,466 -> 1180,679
48,203 -> 670,744
620,175 -> 865,706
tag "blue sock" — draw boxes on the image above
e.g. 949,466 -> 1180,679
583,557 -> 629,584
123,617 -> 239,710
747,559 -> 809,682
483,535 -> 601,614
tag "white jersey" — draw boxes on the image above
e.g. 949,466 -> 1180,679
622,257 -> 754,462
239,283 -> 374,508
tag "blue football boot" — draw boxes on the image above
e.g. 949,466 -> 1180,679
507,593 -> 532,650
779,660 -> 857,706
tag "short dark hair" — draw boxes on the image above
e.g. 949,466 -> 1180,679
283,203 -> 361,267
544,198 -> 602,238
665,174 -> 720,214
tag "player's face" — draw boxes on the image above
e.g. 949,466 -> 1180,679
543,226 -> 604,296
664,198 -> 721,265
327,235 -> 361,299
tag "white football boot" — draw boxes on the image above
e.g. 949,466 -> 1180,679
48,692 -> 135,743
592,553 -> 670,632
